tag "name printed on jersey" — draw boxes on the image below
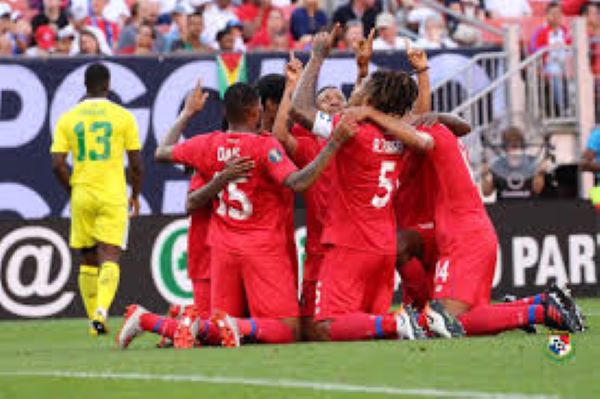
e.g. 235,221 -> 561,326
373,137 -> 404,155
217,146 -> 241,162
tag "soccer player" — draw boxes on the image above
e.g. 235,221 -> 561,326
50,63 -> 143,335
290,27 -> 435,342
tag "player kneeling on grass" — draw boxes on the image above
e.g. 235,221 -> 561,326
51,63 -> 143,336
117,81 -> 357,349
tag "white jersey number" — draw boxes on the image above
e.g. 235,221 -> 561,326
216,178 -> 253,221
371,161 -> 397,208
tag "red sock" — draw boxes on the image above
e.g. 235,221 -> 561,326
399,259 -> 429,310
236,318 -> 295,344
458,304 -> 544,336
497,293 -> 546,306
328,312 -> 397,341
196,319 -> 221,345
140,313 -> 178,339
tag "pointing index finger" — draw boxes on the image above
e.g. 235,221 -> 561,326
367,28 -> 375,47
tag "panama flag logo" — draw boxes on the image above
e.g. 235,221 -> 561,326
545,332 -> 574,362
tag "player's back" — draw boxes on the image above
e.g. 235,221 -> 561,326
52,98 -> 140,204
396,148 -> 436,230
322,120 -> 404,254
192,132 -> 297,256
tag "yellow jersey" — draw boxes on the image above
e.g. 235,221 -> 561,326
50,98 -> 140,205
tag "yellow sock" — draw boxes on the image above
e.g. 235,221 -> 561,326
96,261 -> 120,320
78,265 -> 99,320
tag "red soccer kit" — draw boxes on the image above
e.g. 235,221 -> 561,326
290,124 -> 333,317
419,124 -> 498,307
315,118 -> 404,320
172,132 -> 300,319
187,173 -> 212,318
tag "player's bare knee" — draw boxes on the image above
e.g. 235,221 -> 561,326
80,246 -> 98,266
97,242 -> 122,264
312,320 -> 331,341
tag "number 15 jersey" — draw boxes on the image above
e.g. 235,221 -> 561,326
50,98 -> 141,205
172,132 -> 298,256
321,117 -> 404,255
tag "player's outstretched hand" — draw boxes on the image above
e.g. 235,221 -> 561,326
221,156 -> 255,182
331,114 -> 359,147
129,196 -> 140,218
312,23 -> 341,60
183,79 -> 210,117
354,28 -> 375,70
285,51 -> 304,87
343,105 -> 372,122
405,38 -> 428,71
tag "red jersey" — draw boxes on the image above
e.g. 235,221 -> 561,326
396,148 -> 436,230
418,124 -> 495,250
187,173 -> 211,280
321,117 -> 404,254
172,132 -> 298,255
290,124 -> 331,255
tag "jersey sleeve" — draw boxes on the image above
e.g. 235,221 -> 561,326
50,116 -> 70,153
587,129 -> 600,152
263,138 -> 298,185
172,134 -> 210,169
292,137 -> 320,167
188,172 -> 205,192
124,112 -> 141,151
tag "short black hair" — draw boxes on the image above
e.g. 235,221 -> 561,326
255,73 -> 285,106
224,83 -> 260,124
188,11 -> 203,20
216,27 -> 232,42
84,63 -> 110,94
364,70 -> 418,116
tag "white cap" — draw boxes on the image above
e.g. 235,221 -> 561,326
69,3 -> 88,21
189,0 -> 212,7
58,25 -> 76,39
0,2 -> 12,18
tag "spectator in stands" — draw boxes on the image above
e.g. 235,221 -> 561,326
236,0 -> 274,40
164,4 -> 188,52
290,0 -> 328,43
482,126 -> 546,200
226,19 -> 246,51
333,0 -> 381,38
446,0 -> 484,46
582,1 -> 600,74
31,0 -> 69,35
563,0 -> 588,16
119,21 -> 155,53
78,28 -> 102,54
405,0 -> 439,32
103,0 -> 131,25
216,26 -> 235,51
85,0 -> 120,49
55,24 -> 75,54
580,126 -> 600,211
339,19 -> 363,50
414,13 -> 456,49
248,7 -> 291,50
118,0 -> 165,53
11,12 -> 32,54
170,11 -> 213,52
373,12 -> 406,50
203,0 -> 239,49
0,31 -> 11,55
0,3 -> 15,55
26,25 -> 56,56
485,0 -> 531,19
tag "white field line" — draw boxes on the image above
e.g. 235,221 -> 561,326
0,370 -> 560,399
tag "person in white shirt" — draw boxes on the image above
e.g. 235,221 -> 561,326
414,13 -> 457,49
485,0 -> 532,19
372,12 -> 407,50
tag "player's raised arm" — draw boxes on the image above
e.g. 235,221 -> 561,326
273,51 -> 303,155
411,112 -> 472,137
155,79 -> 209,163
186,157 -> 255,214
284,115 -> 357,192
126,150 -> 144,217
290,24 -> 340,132
353,28 -> 375,90
406,39 -> 431,114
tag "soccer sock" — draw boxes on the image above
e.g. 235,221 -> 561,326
328,312 -> 397,341
236,318 -> 295,344
398,258 -> 429,310
96,261 -> 120,319
140,313 -> 178,338
458,304 -> 544,336
196,319 -> 222,346
78,265 -> 99,320
497,293 -> 547,306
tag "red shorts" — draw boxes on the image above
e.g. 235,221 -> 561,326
433,230 -> 498,307
210,250 -> 299,318
315,246 -> 396,321
192,279 -> 210,319
300,252 -> 325,317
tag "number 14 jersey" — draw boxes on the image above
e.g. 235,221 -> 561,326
172,132 -> 298,255
321,117 -> 404,255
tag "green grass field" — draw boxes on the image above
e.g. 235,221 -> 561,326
1,300 -> 599,399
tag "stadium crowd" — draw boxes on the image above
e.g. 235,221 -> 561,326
0,0 -> 599,56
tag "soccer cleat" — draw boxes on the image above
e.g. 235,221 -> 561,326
394,305 -> 425,340
543,294 -> 578,333
502,294 -> 537,334
424,300 -> 465,338
211,310 -> 241,348
115,304 -> 147,349
173,306 -> 200,349
157,304 -> 185,348
91,311 -> 109,335
88,324 -> 99,337
546,283 -> 586,332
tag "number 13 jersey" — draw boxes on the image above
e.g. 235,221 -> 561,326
321,116 -> 404,255
172,132 -> 298,255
